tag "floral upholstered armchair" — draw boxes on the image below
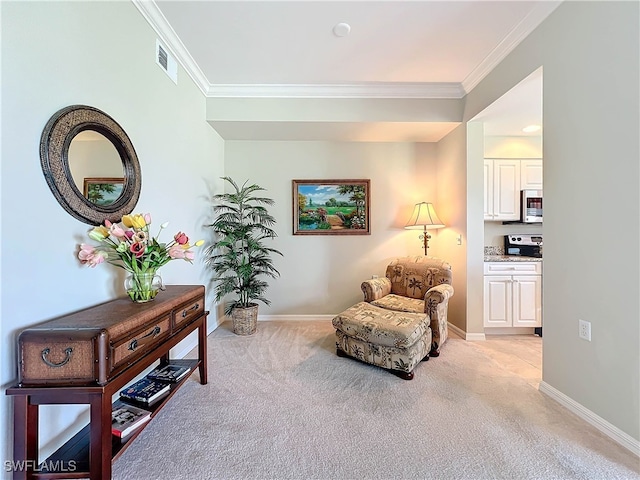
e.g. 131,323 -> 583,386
360,256 -> 454,356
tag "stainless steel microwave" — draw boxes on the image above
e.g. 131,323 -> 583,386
521,189 -> 542,223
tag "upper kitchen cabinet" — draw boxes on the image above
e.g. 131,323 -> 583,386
485,159 -> 520,221
484,158 -> 543,222
521,159 -> 543,190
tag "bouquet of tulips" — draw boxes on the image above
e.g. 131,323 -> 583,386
78,213 -> 203,274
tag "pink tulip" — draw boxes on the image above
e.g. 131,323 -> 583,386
174,232 -> 188,245
184,250 -> 195,261
78,244 -> 95,261
109,223 -> 126,238
130,242 -> 146,258
78,244 -> 107,267
144,213 -> 152,224
168,244 -> 185,259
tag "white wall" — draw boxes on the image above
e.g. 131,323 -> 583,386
484,136 -> 542,159
434,126 -> 468,332
223,141 -> 445,315
1,1 -> 224,469
464,1 -> 639,442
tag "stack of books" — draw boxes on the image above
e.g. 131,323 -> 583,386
147,363 -> 191,383
111,400 -> 151,440
119,377 -> 171,406
115,362 -> 192,439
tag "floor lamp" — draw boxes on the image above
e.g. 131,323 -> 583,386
404,202 -> 444,256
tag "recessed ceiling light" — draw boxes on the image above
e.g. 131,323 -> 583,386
522,125 -> 541,133
333,23 -> 351,37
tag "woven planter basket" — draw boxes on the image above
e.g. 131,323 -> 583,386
231,304 -> 258,335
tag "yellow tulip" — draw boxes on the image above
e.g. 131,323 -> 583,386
88,226 -> 109,241
131,214 -> 146,229
121,215 -> 134,228
194,239 -> 204,247
122,214 -> 146,229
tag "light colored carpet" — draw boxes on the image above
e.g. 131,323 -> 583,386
112,321 -> 640,480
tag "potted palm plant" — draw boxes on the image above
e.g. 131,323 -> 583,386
204,177 -> 283,335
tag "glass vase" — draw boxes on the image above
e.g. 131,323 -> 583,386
124,271 -> 163,303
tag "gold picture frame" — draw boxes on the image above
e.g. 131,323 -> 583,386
292,179 -> 370,235
83,177 -> 125,207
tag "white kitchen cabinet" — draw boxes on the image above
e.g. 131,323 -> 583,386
483,262 -> 541,328
483,160 -> 493,219
484,159 -> 521,221
521,159 -> 543,190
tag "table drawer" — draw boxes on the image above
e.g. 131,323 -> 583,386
18,329 -> 105,386
172,296 -> 204,330
112,315 -> 171,370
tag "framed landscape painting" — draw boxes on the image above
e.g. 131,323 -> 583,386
293,179 -> 370,235
83,177 -> 125,206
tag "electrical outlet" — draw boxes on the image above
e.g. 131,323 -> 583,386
372,274 -> 379,279
579,319 -> 591,341
457,234 -> 463,246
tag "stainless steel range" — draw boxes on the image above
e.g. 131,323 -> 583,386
504,234 -> 542,258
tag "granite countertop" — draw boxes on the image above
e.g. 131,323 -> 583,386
484,254 -> 542,262
484,246 -> 542,262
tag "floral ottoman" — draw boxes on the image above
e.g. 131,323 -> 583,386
332,302 -> 432,380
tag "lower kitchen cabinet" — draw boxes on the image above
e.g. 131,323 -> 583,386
483,262 -> 541,328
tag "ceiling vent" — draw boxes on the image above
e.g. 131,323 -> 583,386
156,39 -> 177,84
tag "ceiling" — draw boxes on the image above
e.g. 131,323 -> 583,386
144,1 -> 556,141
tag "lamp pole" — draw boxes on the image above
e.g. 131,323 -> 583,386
419,225 -> 431,255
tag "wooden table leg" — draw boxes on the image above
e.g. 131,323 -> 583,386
198,316 -> 208,385
89,393 -> 112,480
11,395 -> 38,480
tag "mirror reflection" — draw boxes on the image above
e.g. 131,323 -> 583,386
40,104 -> 141,225
69,131 -> 124,206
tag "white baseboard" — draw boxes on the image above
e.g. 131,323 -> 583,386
484,327 -> 536,335
464,332 -> 487,341
539,381 -> 640,457
218,314 -> 336,323
258,314 -> 336,322
448,322 -> 486,341
172,317 -> 219,359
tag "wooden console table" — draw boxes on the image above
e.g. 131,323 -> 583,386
6,285 -> 209,480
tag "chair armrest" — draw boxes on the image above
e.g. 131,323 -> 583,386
361,277 -> 392,302
423,283 -> 455,356
424,283 -> 454,309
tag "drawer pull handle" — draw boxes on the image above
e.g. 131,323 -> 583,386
41,347 -> 73,368
128,326 -> 161,351
182,303 -> 200,318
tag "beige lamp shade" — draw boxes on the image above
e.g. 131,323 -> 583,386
405,202 -> 444,230
405,202 -> 444,255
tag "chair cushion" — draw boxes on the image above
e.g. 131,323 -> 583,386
370,294 -> 424,313
386,256 -> 452,299
332,302 -> 429,349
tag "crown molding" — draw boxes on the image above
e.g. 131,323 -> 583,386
461,1 -> 563,93
134,0 -> 560,100
206,82 -> 466,99
132,0 -> 209,95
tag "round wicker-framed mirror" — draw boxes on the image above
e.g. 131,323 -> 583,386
40,105 -> 141,225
